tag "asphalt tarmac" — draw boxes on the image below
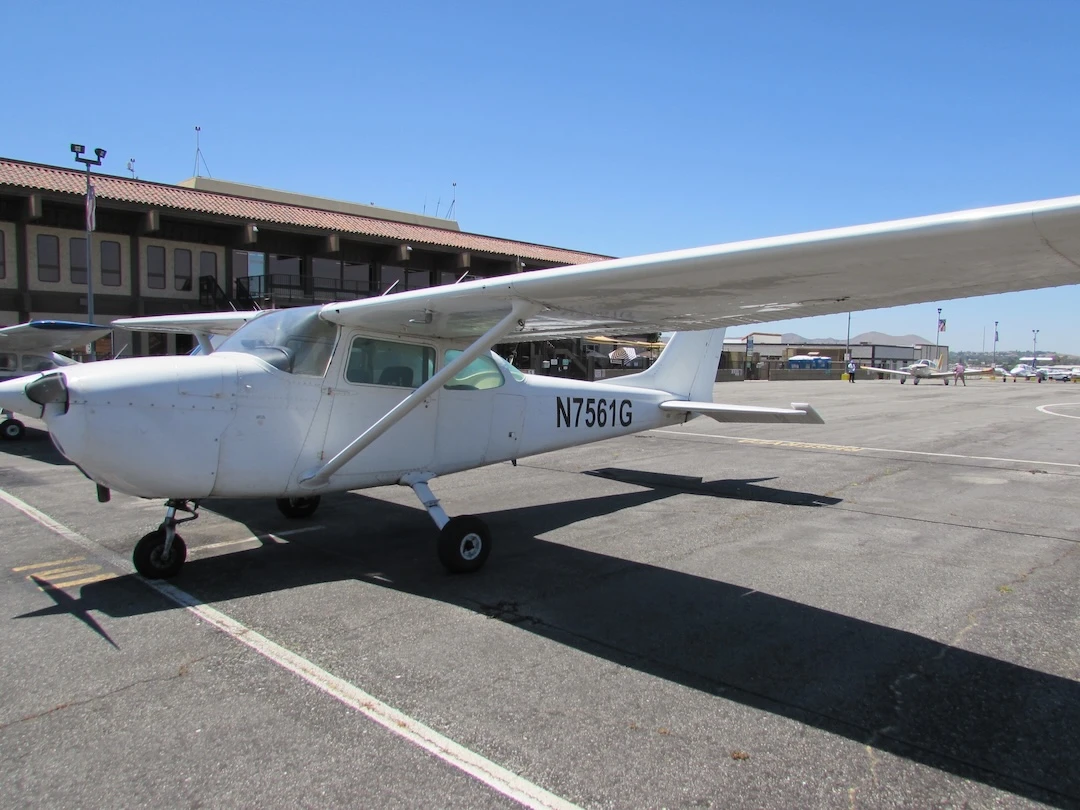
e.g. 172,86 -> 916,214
1,376 -> 1077,809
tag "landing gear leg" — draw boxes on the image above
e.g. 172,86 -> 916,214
402,474 -> 491,573
899,377 -> 906,384
913,377 -> 920,385
133,499 -> 198,579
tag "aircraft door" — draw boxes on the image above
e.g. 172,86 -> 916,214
319,335 -> 438,487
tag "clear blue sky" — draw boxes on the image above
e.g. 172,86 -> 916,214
5,0 -> 1078,353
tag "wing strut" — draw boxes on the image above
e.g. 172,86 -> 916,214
298,300 -> 538,488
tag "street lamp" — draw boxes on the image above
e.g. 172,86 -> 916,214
71,143 -> 106,328
935,307 -> 942,360
1032,329 -> 1039,368
993,320 -> 998,367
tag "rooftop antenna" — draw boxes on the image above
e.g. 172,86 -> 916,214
126,158 -> 136,179
193,125 -> 212,178
445,182 -> 457,219
434,196 -> 441,218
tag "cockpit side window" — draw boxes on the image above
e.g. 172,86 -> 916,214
345,337 -> 435,388
443,351 -> 505,390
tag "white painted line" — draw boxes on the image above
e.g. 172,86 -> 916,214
0,489 -> 581,810
1037,403 -> 1080,419
650,429 -> 1080,469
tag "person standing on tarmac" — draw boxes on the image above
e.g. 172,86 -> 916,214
954,362 -> 966,386
847,359 -> 857,382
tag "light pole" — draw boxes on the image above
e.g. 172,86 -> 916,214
935,307 -> 942,360
1032,329 -> 1039,367
71,144 -> 106,327
993,320 -> 998,367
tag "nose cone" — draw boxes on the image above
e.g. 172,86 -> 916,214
0,375 -> 44,418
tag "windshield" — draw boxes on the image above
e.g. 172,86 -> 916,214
217,307 -> 337,376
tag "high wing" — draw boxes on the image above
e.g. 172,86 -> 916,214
0,320 -> 112,354
113,311 -> 259,337
318,195 -> 1080,340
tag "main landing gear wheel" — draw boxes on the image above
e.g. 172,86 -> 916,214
1,420 -> 25,440
899,378 -> 906,384
913,377 -> 920,385
944,379 -> 949,386
438,516 -> 491,573
276,496 -> 321,519
133,528 -> 187,579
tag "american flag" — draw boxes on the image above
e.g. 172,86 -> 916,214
937,318 -> 946,333
86,180 -> 96,232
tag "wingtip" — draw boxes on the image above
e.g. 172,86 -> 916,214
791,402 -> 825,423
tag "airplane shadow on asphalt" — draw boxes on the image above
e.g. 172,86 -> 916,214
0,426 -> 72,467
20,477 -> 1079,808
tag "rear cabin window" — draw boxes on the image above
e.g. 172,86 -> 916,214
345,338 -> 434,388
443,351 -> 505,390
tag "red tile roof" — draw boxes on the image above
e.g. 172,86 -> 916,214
0,158 -> 609,266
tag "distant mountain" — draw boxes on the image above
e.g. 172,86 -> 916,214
779,331 -> 931,345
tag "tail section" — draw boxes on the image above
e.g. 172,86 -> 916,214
933,352 -> 947,371
606,329 -> 726,401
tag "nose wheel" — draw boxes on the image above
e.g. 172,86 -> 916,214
133,500 -> 198,579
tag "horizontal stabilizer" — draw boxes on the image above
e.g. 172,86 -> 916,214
659,400 -> 824,424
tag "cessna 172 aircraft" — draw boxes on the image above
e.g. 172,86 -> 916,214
869,354 -> 989,385
0,320 -> 111,439
1,195 -> 1079,579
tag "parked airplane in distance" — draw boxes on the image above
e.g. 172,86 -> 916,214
0,320 -> 111,439
869,354 -> 988,385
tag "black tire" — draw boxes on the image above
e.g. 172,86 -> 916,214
944,379 -> 949,386
1,420 -> 25,441
437,515 -> 491,573
899,378 -> 906,384
133,528 -> 187,579
276,496 -> 321,519
913,378 -> 919,385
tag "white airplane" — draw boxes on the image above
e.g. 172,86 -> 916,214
1,194 -> 1079,579
871,354 -> 945,384
998,363 -> 1043,379
870,354 -> 990,385
0,320 -> 112,440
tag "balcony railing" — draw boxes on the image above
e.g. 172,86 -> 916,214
236,274 -> 382,306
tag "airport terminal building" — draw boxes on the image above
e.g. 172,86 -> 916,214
0,157 -> 608,357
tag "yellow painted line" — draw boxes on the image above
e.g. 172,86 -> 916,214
28,565 -> 100,579
12,556 -> 86,572
189,526 -> 323,556
45,572 -> 119,589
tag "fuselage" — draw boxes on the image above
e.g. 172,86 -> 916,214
22,319 -> 684,500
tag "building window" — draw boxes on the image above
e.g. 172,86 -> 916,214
343,260 -> 369,294
37,234 -> 60,282
0,229 -> 6,279
101,241 -> 121,286
147,245 -> 166,289
70,237 -> 87,284
199,250 -> 217,281
174,248 -> 192,291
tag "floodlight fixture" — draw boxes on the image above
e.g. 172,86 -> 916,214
71,144 -> 85,155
